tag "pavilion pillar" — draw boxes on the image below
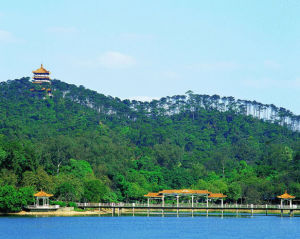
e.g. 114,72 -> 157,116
162,195 -> 165,216
206,194 -> 208,207
147,198 -> 150,207
290,199 -> 292,208
191,195 -> 194,208
280,199 -> 283,208
221,198 -> 224,207
176,195 -> 179,217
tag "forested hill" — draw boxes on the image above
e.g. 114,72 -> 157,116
0,77 -> 299,207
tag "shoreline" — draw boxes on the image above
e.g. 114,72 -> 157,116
1,208 -> 299,217
1,209 -> 111,217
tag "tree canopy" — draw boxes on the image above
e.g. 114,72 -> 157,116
0,78 -> 299,212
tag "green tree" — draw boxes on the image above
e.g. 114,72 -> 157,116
83,179 -> 111,202
227,182 -> 242,202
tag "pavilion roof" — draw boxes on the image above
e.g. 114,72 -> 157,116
277,191 -> 295,199
159,189 -> 210,195
144,192 -> 162,198
32,64 -> 50,74
208,193 -> 227,198
34,190 -> 53,197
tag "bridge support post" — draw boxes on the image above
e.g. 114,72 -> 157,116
289,210 -> 293,217
281,209 -> 283,217
118,208 -> 120,216
265,204 -> 268,216
251,204 -> 253,216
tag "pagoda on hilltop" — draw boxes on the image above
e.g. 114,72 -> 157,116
30,64 -> 52,97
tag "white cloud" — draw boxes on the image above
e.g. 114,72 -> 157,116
97,51 -> 136,69
0,30 -> 16,43
187,61 -> 239,71
47,27 -> 78,34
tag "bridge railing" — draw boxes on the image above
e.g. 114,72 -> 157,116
76,202 -> 298,209
26,205 -> 60,209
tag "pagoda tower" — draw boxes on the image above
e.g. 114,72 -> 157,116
31,64 -> 52,97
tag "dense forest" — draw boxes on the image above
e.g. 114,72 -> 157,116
0,77 -> 299,211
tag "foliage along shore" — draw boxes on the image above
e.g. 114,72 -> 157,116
0,78 -> 299,212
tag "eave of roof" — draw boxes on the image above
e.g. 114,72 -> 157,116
208,193 -> 227,198
34,190 -> 53,197
32,64 -> 50,74
144,192 -> 162,198
277,192 -> 295,199
159,189 -> 210,195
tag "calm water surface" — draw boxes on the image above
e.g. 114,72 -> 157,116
0,215 -> 299,239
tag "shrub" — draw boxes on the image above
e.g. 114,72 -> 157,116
67,202 -> 78,208
50,201 -> 66,207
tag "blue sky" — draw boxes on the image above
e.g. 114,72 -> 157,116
1,0 -> 299,114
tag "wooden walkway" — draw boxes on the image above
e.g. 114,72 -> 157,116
77,203 -> 300,217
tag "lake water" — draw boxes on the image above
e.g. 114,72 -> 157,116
0,215 -> 299,239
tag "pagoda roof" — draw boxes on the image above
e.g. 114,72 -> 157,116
159,189 -> 210,195
34,190 -> 53,197
144,192 -> 162,198
277,191 -> 295,199
32,64 -> 50,74
208,193 -> 227,198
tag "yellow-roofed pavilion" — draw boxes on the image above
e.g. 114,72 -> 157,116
34,190 -> 53,207
277,191 -> 295,207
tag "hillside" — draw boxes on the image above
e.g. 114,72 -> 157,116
0,77 -> 299,207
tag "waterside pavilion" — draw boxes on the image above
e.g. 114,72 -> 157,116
25,190 -> 59,211
208,193 -> 227,207
144,189 -> 217,207
277,191 -> 295,207
34,190 -> 53,207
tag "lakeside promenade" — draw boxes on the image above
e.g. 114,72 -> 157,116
77,202 -> 300,217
